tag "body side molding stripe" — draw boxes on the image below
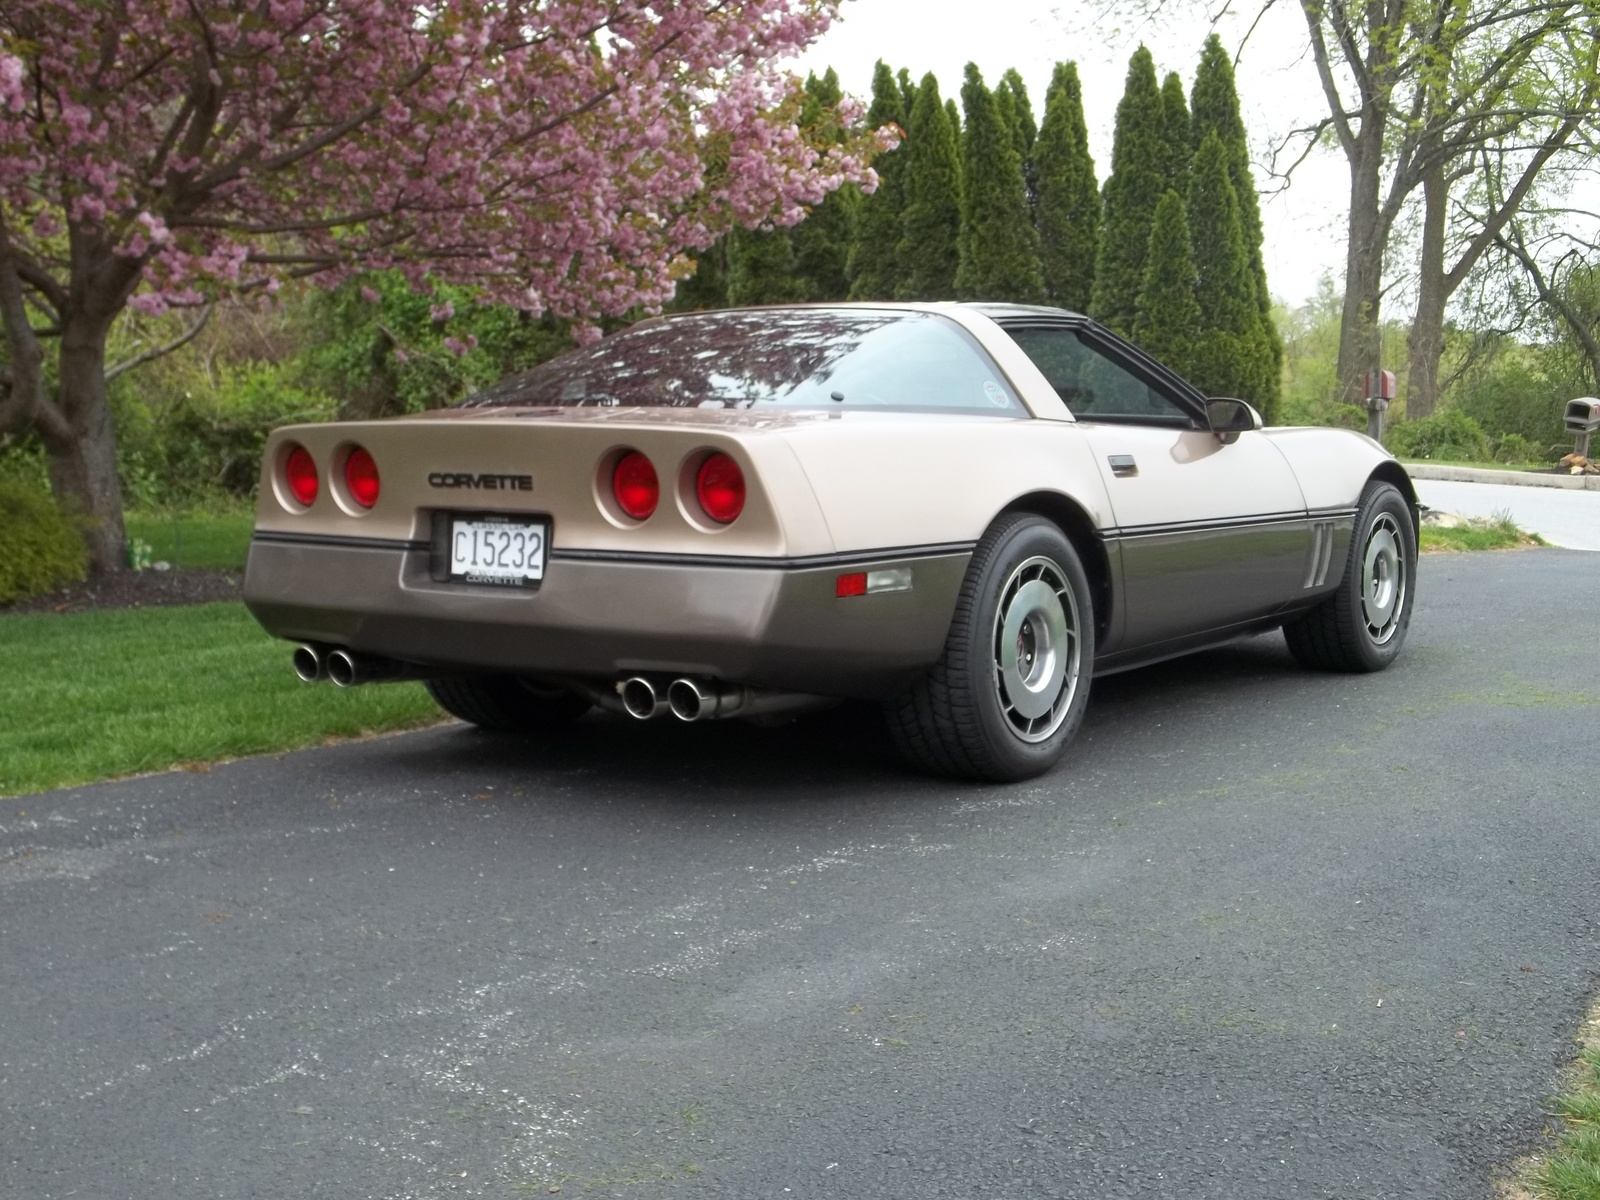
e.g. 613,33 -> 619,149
252,530 -> 976,571
1099,510 -> 1313,540
252,530 -> 431,552
548,542 -> 977,570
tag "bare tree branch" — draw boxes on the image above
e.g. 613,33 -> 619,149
104,302 -> 216,382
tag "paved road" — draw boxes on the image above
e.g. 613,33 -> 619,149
5,550 -> 1599,1200
1416,478 -> 1600,550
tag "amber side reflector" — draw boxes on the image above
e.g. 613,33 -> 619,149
285,444 -> 318,507
836,572 -> 867,598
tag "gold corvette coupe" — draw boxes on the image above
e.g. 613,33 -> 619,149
244,303 -> 1417,781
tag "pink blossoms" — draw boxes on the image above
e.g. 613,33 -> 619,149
0,1 -> 889,325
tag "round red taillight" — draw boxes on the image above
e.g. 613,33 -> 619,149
696,453 -> 745,524
612,451 -> 659,520
284,444 -> 318,507
344,446 -> 380,509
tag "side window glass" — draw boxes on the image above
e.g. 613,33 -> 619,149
1007,327 -> 1191,421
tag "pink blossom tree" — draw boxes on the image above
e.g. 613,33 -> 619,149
0,2 -> 886,573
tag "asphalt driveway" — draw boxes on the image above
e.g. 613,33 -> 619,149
3,548 -> 1598,1199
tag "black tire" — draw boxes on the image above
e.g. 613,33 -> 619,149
885,514 -> 1095,781
1283,481 -> 1416,672
425,675 -> 592,731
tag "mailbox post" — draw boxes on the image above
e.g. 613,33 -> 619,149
1565,398 -> 1600,460
1365,369 -> 1397,444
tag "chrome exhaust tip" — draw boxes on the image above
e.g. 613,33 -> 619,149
326,649 -> 360,688
619,676 -> 667,720
667,678 -> 719,722
292,644 -> 326,683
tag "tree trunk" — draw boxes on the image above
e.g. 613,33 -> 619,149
1406,166 -> 1449,421
41,314 -> 127,575
1336,124 -> 1387,406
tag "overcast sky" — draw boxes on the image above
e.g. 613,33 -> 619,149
787,0 -> 1351,309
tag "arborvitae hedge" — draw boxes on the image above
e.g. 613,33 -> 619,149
996,68 -> 1038,215
670,239 -> 730,311
1161,71 -> 1191,201
897,73 -> 963,300
898,67 -> 918,122
727,226 -> 809,306
1135,190 -> 1201,378
1091,47 -> 1166,336
1035,62 -> 1099,312
1191,34 -> 1282,414
955,63 -> 1044,303
1187,131 -> 1270,404
998,68 -> 1038,154
790,68 -> 858,302
848,60 -> 909,300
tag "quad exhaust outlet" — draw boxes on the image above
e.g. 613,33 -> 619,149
618,676 -> 670,720
292,649 -> 829,723
292,643 -> 327,683
618,676 -> 832,723
291,645 -> 433,687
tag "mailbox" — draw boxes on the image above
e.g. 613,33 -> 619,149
1566,398 -> 1600,435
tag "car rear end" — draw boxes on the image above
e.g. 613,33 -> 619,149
242,405 -> 969,700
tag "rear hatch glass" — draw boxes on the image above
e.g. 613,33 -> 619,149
459,309 -> 1023,416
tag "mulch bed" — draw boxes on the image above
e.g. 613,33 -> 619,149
1,568 -> 244,615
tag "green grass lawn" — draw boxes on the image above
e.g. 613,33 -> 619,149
0,601 -> 443,798
1538,1044 -> 1600,1199
1419,514 -> 1545,553
125,509 -> 255,570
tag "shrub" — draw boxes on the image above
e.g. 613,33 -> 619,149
1492,432 -> 1537,464
1452,353 -> 1573,461
0,481 -> 88,604
1388,408 -> 1490,462
114,363 -> 337,508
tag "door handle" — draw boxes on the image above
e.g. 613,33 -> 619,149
1107,454 -> 1138,478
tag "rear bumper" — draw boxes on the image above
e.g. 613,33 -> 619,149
243,535 -> 970,699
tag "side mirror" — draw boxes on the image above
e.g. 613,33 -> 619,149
1207,398 -> 1263,445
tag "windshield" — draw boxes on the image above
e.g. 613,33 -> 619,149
459,309 -> 1024,415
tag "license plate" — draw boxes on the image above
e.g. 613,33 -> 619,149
447,515 -> 547,586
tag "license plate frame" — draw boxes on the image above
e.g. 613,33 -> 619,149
433,511 -> 550,589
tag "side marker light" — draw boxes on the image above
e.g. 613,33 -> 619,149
836,568 -> 914,598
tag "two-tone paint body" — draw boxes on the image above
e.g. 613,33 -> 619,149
243,303 -> 1415,698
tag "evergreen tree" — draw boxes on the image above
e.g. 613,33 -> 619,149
898,67 -> 918,123
669,238 -> 730,311
791,68 -> 858,301
1186,130 -> 1269,404
1161,71 -> 1191,200
1191,34 -> 1282,415
726,225 -> 808,306
848,60 -> 910,300
998,69 -> 1038,152
1134,190 -> 1200,377
996,68 -> 1038,212
896,73 -> 963,300
1034,61 -> 1099,312
955,63 -> 1044,302
1090,46 -> 1167,336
